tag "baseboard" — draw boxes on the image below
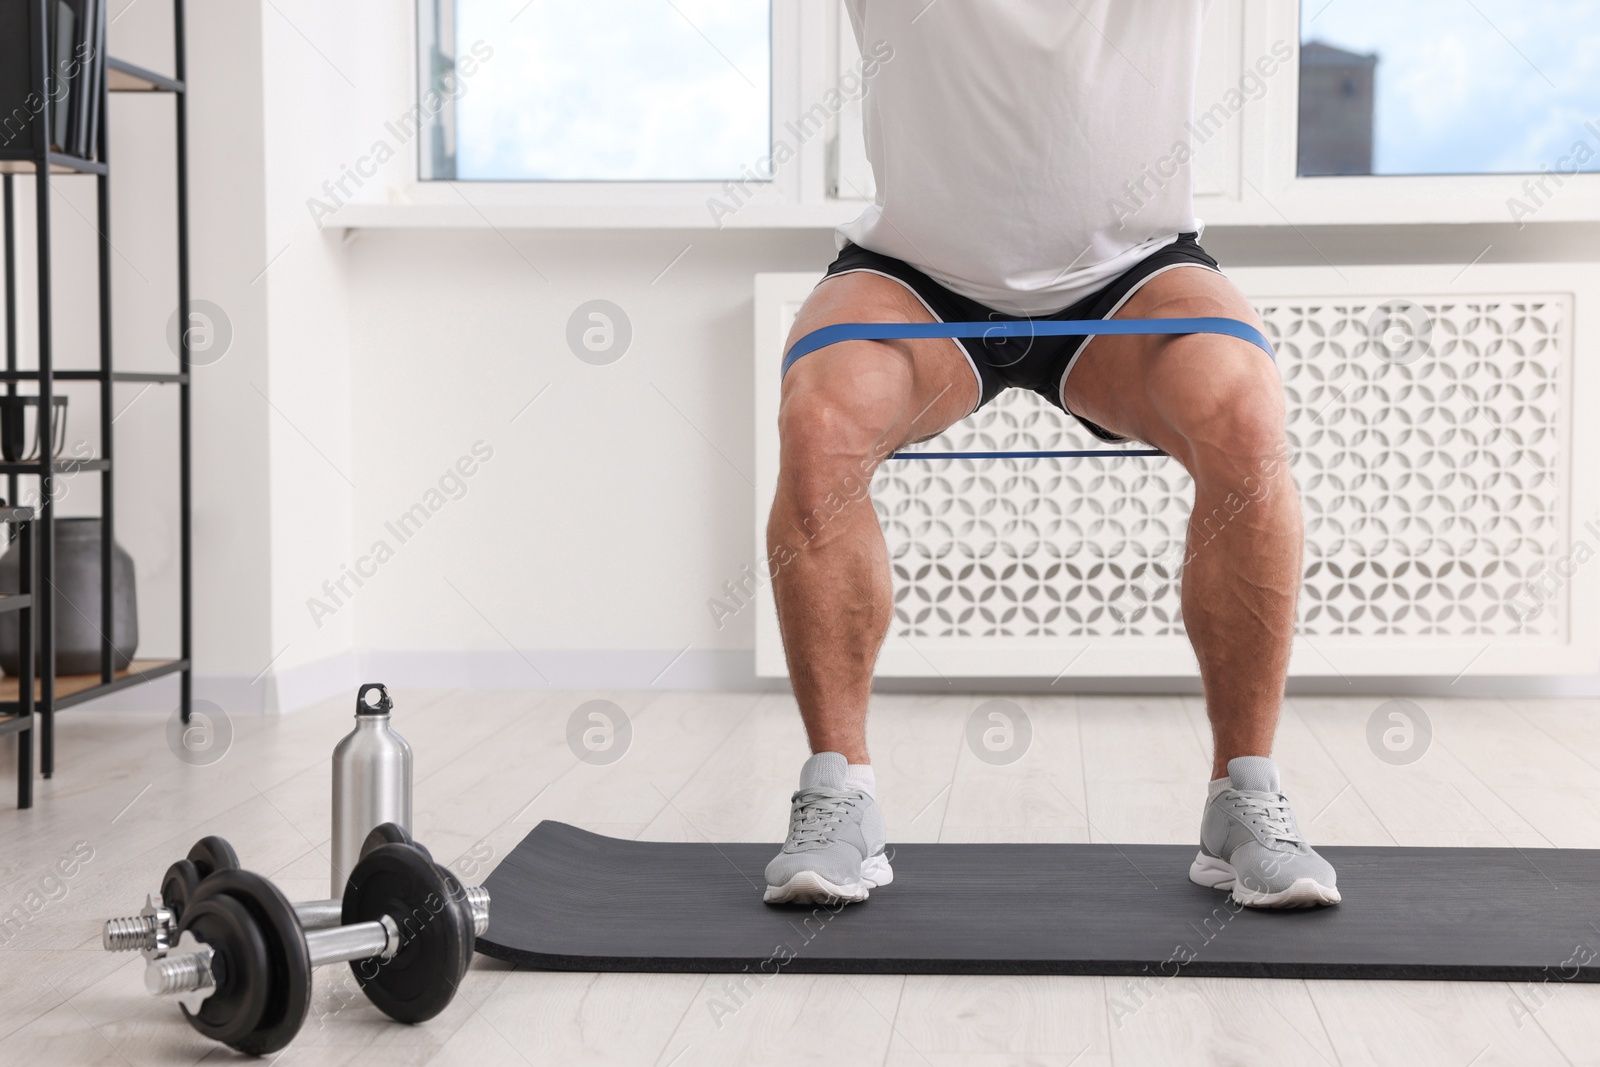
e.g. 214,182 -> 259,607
57,650 -> 1600,717
354,648 -> 769,694
333,651 -> 1600,702
265,652 -> 362,714
58,653 -> 363,716
873,674 -> 1600,698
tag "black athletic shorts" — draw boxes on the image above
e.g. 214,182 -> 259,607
821,233 -> 1221,441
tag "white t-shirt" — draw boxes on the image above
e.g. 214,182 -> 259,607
839,0 -> 1212,316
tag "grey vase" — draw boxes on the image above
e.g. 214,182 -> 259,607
0,517 -> 139,675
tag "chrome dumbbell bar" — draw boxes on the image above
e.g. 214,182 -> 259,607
105,886 -> 489,955
146,914 -> 406,998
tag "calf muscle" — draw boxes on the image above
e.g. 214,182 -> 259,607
770,273 -> 975,762
1061,267 -> 1301,779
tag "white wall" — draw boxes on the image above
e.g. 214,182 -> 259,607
97,1 -> 408,711
256,0 -> 372,699
345,226 -> 832,690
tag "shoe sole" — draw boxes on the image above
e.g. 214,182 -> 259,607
1188,850 -> 1341,909
763,853 -> 893,905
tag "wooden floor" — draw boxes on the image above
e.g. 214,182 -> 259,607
1,689 -> 1597,1066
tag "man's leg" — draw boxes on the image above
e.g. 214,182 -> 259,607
769,272 -> 978,763
762,271 -> 977,904
1060,266 -> 1297,778
1062,266 -> 1338,907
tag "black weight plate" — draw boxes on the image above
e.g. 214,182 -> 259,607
434,861 -> 479,949
160,859 -> 202,923
175,894 -> 271,1048
361,821 -> 433,864
343,843 -> 471,1023
360,822 -> 413,858
192,870 -> 313,1056
187,835 -> 241,879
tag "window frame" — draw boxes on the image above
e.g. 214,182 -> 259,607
1205,0 -> 1600,227
332,0 -> 1600,230
366,0 -> 857,229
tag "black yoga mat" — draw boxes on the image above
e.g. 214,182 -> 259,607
476,821 -> 1600,981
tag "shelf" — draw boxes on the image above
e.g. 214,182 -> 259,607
106,57 -> 184,94
0,152 -> 107,176
109,371 -> 187,384
6,0 -> 193,807
0,594 -> 32,616
0,658 -> 187,708
0,371 -> 188,383
0,458 -> 109,475
0,713 -> 31,738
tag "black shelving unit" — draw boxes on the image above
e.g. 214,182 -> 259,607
0,0 -> 192,802
0,506 -> 34,807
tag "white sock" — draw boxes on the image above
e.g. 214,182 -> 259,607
844,763 -> 876,798
1208,775 -> 1231,799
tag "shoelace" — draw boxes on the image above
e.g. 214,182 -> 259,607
1228,790 -> 1304,847
787,787 -> 861,847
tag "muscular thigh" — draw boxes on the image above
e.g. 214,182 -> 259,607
780,272 -> 979,457
1060,266 -> 1281,464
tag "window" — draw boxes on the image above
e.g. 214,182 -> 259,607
420,0 -> 772,182
1297,0 -> 1600,176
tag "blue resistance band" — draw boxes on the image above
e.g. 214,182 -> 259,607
783,317 -> 1274,461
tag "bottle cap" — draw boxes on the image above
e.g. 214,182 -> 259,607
356,683 -> 392,716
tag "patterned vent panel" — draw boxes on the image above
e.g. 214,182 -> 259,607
872,299 -> 1567,640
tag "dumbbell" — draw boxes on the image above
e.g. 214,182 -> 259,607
142,841 -> 487,1056
104,825 -> 476,956
103,835 -> 241,958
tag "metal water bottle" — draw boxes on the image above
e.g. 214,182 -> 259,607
330,683 -> 413,897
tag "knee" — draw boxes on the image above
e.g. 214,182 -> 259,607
1166,350 -> 1287,473
1199,391 -> 1286,466
775,385 -> 890,514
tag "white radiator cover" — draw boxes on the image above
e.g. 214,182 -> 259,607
754,265 -> 1600,680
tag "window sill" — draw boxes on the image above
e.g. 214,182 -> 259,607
320,185 -> 1598,240
1201,177 -> 1600,228
321,199 -> 870,231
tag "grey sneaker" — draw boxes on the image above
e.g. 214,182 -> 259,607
764,752 -> 893,905
1189,756 -> 1341,909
